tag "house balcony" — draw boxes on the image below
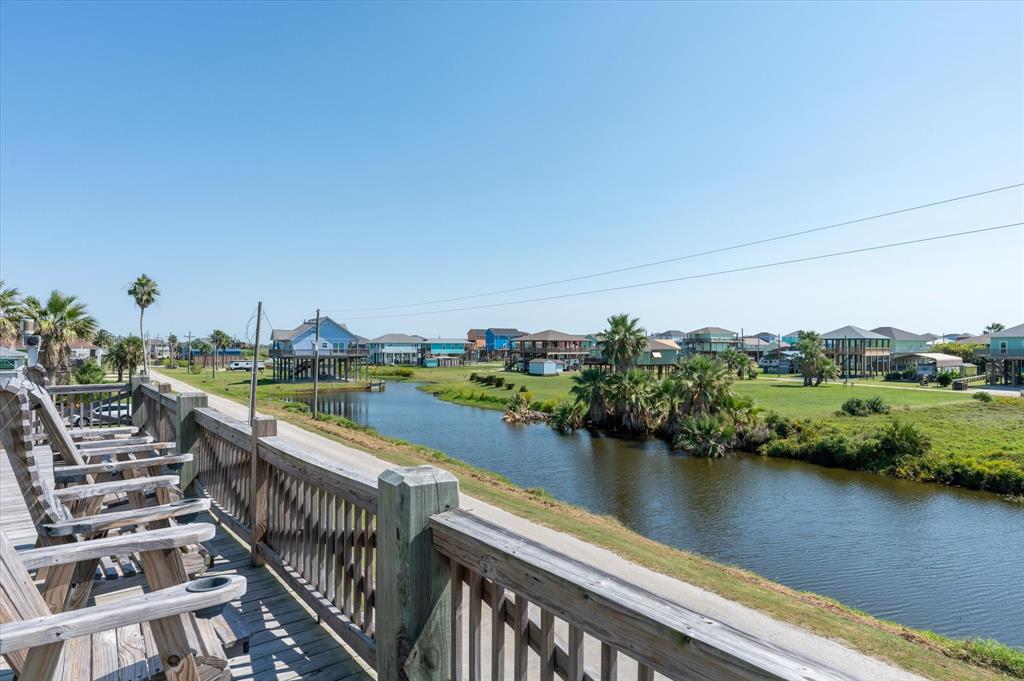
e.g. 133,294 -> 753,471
269,346 -> 367,358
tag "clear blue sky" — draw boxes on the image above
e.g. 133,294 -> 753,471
2,1 -> 1022,341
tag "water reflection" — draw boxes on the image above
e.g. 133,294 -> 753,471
291,383 -> 1024,647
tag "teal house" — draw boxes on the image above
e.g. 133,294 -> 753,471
421,338 -> 469,367
988,323 -> 1024,384
872,327 -> 933,356
683,327 -> 739,356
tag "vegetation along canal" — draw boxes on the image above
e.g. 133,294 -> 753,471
290,381 -> 1024,648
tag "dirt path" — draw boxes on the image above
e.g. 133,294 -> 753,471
153,369 -> 926,681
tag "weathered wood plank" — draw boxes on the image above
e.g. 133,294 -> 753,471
258,436 -> 378,513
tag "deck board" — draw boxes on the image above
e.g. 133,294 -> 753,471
0,450 -> 376,681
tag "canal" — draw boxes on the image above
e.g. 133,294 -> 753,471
291,382 -> 1024,647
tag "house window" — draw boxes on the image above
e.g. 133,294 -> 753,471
1000,342 -> 1008,354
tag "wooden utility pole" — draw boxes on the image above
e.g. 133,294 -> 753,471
249,301 -> 263,425
312,308 -> 321,415
186,331 -> 193,373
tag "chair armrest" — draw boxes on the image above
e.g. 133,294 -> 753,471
51,475 -> 179,502
41,498 -> 211,536
54,454 -> 192,481
78,442 -> 175,458
0,574 -> 246,654
77,435 -> 154,449
17,523 -> 216,570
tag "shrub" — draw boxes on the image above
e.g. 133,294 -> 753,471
674,414 -> 735,458
764,411 -> 795,438
550,400 -> 586,432
506,383 -> 515,390
74,360 -> 106,385
483,375 -> 496,386
493,376 -> 505,388
865,396 -> 890,414
884,371 -> 903,382
972,391 -> 993,403
874,419 -> 931,459
935,371 -> 954,387
469,372 -> 479,381
902,368 -> 917,380
840,398 -> 871,416
519,385 -> 529,392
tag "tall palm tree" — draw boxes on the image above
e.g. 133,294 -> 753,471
210,329 -> 232,368
795,330 -> 824,387
570,368 -> 610,427
23,291 -> 98,381
718,347 -> 747,377
0,280 -> 23,347
814,357 -> 841,386
128,274 -> 159,375
167,333 -> 178,362
984,322 -> 1005,334
600,314 -> 647,373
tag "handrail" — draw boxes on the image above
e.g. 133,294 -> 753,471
256,436 -> 378,513
431,509 -> 855,681
194,407 -> 252,451
46,383 -> 129,395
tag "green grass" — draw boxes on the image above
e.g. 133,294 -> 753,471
733,379 -> 974,418
155,366 -> 1024,680
155,365 -> 369,399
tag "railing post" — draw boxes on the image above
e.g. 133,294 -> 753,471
377,466 -> 460,681
129,375 -> 151,427
249,415 -> 277,566
176,391 -> 208,492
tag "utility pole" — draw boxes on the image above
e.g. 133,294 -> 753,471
249,301 -> 263,425
312,308 -> 320,416
187,331 -> 193,373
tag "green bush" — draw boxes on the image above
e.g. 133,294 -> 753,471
865,396 -> 890,414
519,385 -> 529,392
972,391 -> 993,403
935,371 -> 954,387
469,372 -> 479,381
74,360 -> 106,385
840,398 -> 871,416
493,376 -> 505,388
506,383 -> 515,390
874,418 -> 931,459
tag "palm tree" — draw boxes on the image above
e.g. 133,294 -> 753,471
674,414 -> 734,458
984,322 -> 1005,334
210,329 -> 232,368
167,333 -> 178,364
23,291 -> 98,381
0,280 -> 23,347
814,357 -> 840,386
93,329 -> 115,349
718,347 -> 745,375
599,314 -> 647,373
104,336 -> 144,381
607,369 -> 658,434
570,368 -> 610,427
676,355 -> 733,416
795,330 -> 824,387
128,274 -> 159,375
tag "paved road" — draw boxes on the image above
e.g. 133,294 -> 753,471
153,369 -> 926,681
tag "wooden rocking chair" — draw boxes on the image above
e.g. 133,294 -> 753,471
0,529 -> 246,680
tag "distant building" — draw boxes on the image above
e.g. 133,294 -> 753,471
986,323 -> 1024,385
527,357 -> 563,376
366,334 -> 425,365
650,330 -> 687,344
781,331 -> 803,346
512,330 -> 591,370
636,338 -> 682,377
683,327 -> 739,356
269,316 -> 364,381
821,325 -> 891,378
0,347 -> 28,377
421,338 -> 470,367
752,331 -> 777,343
485,328 -> 525,355
68,340 -> 104,366
466,329 -> 487,350
740,336 -> 771,361
871,327 -> 932,358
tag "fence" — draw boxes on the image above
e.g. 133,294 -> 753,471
45,382 -> 131,429
130,377 -> 854,681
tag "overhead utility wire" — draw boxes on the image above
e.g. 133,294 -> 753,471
345,221 -> 1022,321
329,181 -> 1023,313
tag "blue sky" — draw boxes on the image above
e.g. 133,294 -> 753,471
2,1 -> 1022,341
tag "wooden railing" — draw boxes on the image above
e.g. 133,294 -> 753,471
46,382 -> 131,429
128,376 -> 858,681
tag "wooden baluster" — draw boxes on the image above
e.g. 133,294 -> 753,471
491,583 -> 505,681
342,499 -> 353,618
567,624 -> 584,681
513,594 -> 529,681
249,416 -> 276,566
469,570 -> 482,681
636,663 -> 653,681
540,610 -> 555,681
352,506 -> 364,628
601,643 -> 618,681
363,512 -> 375,634
451,561 -> 464,681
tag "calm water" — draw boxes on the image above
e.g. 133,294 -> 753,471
292,382 -> 1024,647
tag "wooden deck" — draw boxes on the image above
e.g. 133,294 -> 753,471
0,452 -> 376,681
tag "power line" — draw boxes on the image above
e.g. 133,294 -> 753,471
344,221 -> 1022,321
327,181 -> 1024,313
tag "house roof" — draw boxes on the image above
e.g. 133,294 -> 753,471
271,316 -> 354,342
782,330 -> 803,338
954,334 -> 990,345
991,323 -> 1024,338
741,337 -> 771,347
0,347 -> 27,358
821,325 -> 888,340
516,330 -> 589,342
488,328 -> 524,336
920,332 -> 940,341
687,326 -> 736,336
423,338 -> 469,345
68,340 -> 99,350
871,326 -> 930,341
763,341 -> 792,352
652,330 -> 686,338
908,352 -> 971,364
645,338 -> 680,351
370,333 -> 425,344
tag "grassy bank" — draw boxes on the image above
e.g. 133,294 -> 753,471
156,365 -> 369,399
157,368 -> 1023,680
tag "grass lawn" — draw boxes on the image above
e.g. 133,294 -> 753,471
155,366 -> 1023,680
155,365 -> 369,400
732,379 -> 974,418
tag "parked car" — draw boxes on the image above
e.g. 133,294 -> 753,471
71,404 -> 132,426
227,360 -> 265,371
